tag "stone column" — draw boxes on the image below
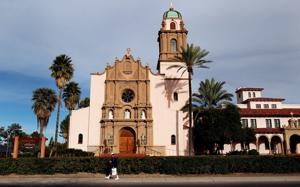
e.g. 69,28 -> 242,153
12,136 -> 19,159
40,137 -> 46,158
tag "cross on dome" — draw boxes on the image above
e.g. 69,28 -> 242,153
126,48 -> 131,57
170,2 -> 174,9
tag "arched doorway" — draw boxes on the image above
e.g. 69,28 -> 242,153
290,135 -> 300,154
119,127 -> 136,154
271,136 -> 282,154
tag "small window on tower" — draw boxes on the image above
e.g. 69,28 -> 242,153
78,134 -> 83,144
171,39 -> 177,52
171,135 -> 176,145
170,22 -> 176,30
173,92 -> 178,101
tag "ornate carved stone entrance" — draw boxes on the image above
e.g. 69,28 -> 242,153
119,127 -> 136,154
99,51 -> 154,155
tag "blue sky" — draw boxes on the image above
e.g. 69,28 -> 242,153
0,0 -> 300,141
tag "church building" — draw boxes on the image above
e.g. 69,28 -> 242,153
68,6 -> 190,156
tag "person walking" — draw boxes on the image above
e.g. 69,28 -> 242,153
111,153 -> 119,180
104,160 -> 112,179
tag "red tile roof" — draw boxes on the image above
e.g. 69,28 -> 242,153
239,108 -> 300,117
242,97 -> 285,104
235,87 -> 264,93
254,128 -> 284,133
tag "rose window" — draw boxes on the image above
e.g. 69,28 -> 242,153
122,89 -> 135,103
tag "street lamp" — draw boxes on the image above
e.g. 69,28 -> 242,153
5,128 -> 22,158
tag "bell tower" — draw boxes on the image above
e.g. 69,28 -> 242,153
157,5 -> 188,77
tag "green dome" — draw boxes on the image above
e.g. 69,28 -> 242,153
163,8 -> 182,19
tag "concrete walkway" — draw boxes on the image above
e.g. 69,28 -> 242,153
0,173 -> 300,185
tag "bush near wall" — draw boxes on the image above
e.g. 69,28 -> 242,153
0,156 -> 300,175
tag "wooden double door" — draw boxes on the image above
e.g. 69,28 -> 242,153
119,127 -> 136,154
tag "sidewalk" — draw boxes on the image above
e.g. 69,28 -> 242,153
0,173 -> 300,184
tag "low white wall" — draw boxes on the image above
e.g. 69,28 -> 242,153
69,107 -> 89,151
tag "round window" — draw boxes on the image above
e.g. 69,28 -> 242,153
122,89 -> 135,103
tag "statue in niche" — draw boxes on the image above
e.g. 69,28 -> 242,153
141,110 -> 146,120
124,109 -> 131,119
108,110 -> 114,119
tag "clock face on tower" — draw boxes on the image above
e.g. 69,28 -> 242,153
121,89 -> 135,103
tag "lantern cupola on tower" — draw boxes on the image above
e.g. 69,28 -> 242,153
157,5 -> 188,77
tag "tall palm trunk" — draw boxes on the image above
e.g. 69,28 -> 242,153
188,71 -> 193,156
53,88 -> 62,157
39,125 -> 44,138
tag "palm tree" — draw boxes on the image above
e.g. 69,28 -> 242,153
59,115 -> 69,143
167,43 -> 211,156
32,88 -> 57,137
62,81 -> 81,145
192,78 -> 233,123
194,78 -> 233,109
63,81 -> 81,113
49,54 -> 74,156
79,97 -> 90,108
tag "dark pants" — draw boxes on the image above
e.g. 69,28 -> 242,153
105,166 -> 111,176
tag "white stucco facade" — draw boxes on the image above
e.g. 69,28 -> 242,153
149,72 -> 189,155
68,73 -> 106,153
68,67 -> 189,156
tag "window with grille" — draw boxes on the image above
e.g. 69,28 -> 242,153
170,39 -> 177,52
274,119 -> 281,128
250,119 -> 257,128
266,119 -> 272,128
241,119 -> 248,128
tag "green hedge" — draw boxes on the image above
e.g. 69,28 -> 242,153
0,156 -> 300,175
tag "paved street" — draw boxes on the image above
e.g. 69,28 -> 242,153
0,173 -> 300,187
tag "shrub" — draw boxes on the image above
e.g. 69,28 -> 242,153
248,149 -> 259,155
56,148 -> 94,157
0,155 -> 299,175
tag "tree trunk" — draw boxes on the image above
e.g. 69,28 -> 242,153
188,71 -> 193,156
52,88 -> 62,157
39,124 -> 44,138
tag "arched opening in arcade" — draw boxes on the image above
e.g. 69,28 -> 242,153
289,134 -> 300,154
258,136 -> 269,154
119,127 -> 136,154
270,136 -> 283,154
